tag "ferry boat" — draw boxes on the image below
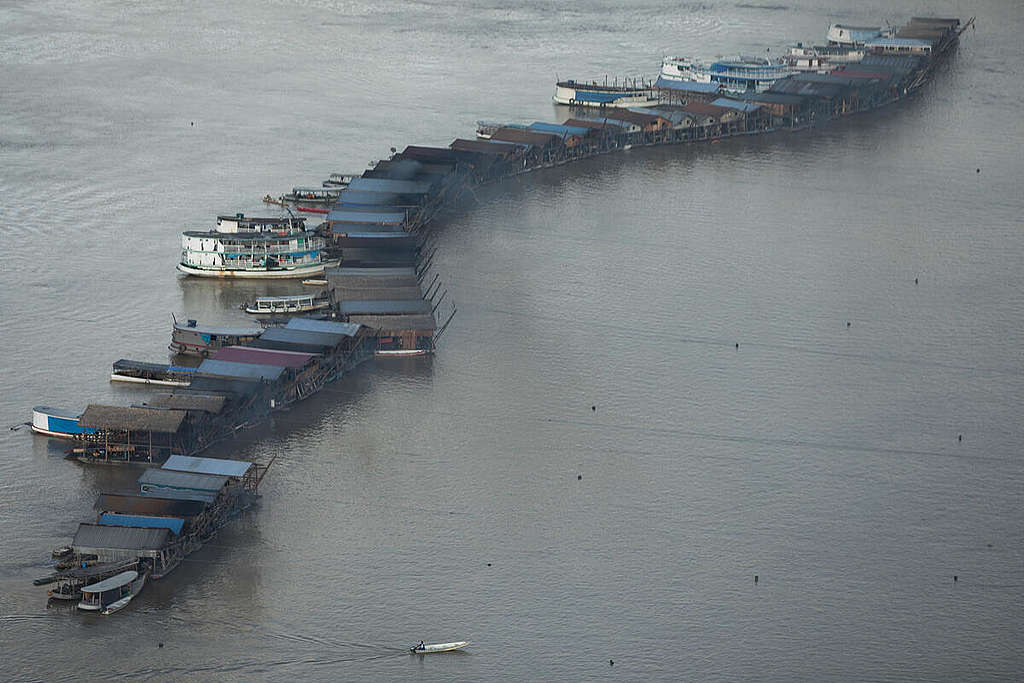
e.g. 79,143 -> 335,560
77,569 -> 146,615
31,406 -> 95,439
170,318 -> 263,357
111,359 -> 196,386
242,292 -> 331,315
553,79 -> 658,108
661,55 -> 792,93
177,219 -> 338,279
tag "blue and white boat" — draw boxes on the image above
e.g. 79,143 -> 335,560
32,406 -> 96,439
553,79 -> 658,108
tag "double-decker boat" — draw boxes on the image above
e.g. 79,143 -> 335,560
177,214 -> 338,279
661,55 -> 792,93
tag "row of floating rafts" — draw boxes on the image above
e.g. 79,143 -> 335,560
37,454 -> 267,614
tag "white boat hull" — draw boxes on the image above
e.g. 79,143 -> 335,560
411,641 -> 469,654
110,374 -> 191,387
176,260 -> 339,279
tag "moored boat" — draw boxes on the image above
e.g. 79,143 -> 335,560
170,318 -> 263,357
553,79 -> 658,108
661,55 -> 792,93
323,173 -> 356,187
111,360 -> 196,387
177,227 -> 338,279
242,292 -> 331,315
282,186 -> 343,204
31,406 -> 96,439
410,641 -> 469,654
77,569 -> 146,615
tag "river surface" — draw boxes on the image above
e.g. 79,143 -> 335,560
1,1 -> 1022,680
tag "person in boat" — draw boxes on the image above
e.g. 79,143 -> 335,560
417,641 -> 425,651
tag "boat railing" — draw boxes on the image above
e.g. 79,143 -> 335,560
218,242 -> 322,255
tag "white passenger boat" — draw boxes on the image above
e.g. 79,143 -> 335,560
410,641 -> 469,654
177,214 -> 338,279
242,292 -> 331,315
77,570 -> 146,615
31,406 -> 96,439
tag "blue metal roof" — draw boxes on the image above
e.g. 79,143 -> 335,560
528,122 -> 591,137
711,97 -> 762,113
162,454 -> 253,478
197,359 -> 285,381
327,209 -> 407,225
99,513 -> 185,535
346,177 -> 433,195
285,318 -> 363,337
654,77 -> 721,93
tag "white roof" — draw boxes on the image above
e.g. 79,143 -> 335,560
162,454 -> 253,478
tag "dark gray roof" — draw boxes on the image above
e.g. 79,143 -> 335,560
145,393 -> 226,414
72,523 -> 170,554
339,299 -> 433,315
80,405 -> 187,433
95,492 -> 209,517
196,359 -> 286,382
138,468 -> 229,493
334,286 -> 425,301
346,313 -> 437,331
254,327 -> 344,349
328,266 -> 418,277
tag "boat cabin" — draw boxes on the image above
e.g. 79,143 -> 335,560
77,570 -> 143,612
170,319 -> 263,357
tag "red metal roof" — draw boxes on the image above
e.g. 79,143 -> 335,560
213,345 -> 318,368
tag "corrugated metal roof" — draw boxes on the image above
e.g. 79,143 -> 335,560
213,346 -> 318,368
80,405 -> 187,433
334,286 -> 424,301
711,98 -> 762,113
346,313 -> 437,331
285,318 -> 363,337
187,375 -> 263,397
329,222 -> 408,234
866,37 -> 933,48
338,189 -> 403,206
95,492 -> 209,516
162,454 -> 253,478
326,209 -> 406,225
145,393 -> 226,413
99,513 -> 185,535
329,266 -> 418,277
347,177 -> 433,195
260,326 -> 345,347
450,139 -> 519,156
571,91 -> 622,103
72,523 -> 170,553
138,468 -> 229,493
490,127 -> 561,147
135,487 -> 218,504
336,231 -> 414,239
339,299 -> 433,315
197,359 -> 285,382
654,77 -> 722,93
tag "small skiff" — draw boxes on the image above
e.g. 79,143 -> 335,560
301,279 -> 329,286
410,641 -> 469,654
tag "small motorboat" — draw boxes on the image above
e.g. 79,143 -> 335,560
78,569 -> 146,615
301,278 -> 329,286
52,545 -> 72,558
242,292 -> 331,315
410,641 -> 469,654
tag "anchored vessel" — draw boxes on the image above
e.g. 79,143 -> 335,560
177,213 -> 338,279
553,79 -> 658,107
32,406 -> 95,439
111,359 -> 196,386
661,55 -> 793,93
170,318 -> 263,357
242,292 -> 331,315
77,569 -> 147,615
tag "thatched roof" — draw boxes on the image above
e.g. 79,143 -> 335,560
146,393 -> 226,414
80,405 -> 187,433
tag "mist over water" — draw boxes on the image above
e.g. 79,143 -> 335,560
1,1 -> 1022,680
